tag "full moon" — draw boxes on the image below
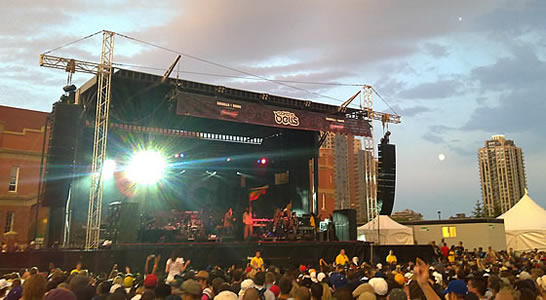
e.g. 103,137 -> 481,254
438,153 -> 446,161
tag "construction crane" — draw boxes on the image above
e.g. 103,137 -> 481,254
40,30 -> 115,249
334,86 -> 401,222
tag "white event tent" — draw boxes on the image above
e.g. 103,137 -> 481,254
357,215 -> 414,245
498,190 -> 546,251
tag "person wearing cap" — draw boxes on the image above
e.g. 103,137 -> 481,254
335,249 -> 349,266
445,280 -> 467,300
239,279 -> 255,300
196,271 -> 213,300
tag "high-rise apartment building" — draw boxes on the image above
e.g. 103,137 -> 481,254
478,135 -> 526,216
316,133 -> 368,223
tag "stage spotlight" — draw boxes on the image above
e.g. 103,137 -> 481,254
174,152 -> 185,159
102,159 -> 116,180
226,157 -> 232,162
127,150 -> 167,184
205,170 -> 217,176
236,171 -> 241,175
257,157 -> 268,165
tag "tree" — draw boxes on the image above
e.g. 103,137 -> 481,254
472,199 -> 484,218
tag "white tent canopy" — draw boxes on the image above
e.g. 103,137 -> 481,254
498,190 -> 546,251
357,215 -> 414,245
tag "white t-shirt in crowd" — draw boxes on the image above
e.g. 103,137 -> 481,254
166,257 -> 185,282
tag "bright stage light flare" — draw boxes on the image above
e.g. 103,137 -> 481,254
438,153 -> 446,161
126,150 -> 167,184
102,159 -> 116,180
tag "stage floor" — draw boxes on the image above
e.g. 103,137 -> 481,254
0,241 -> 433,274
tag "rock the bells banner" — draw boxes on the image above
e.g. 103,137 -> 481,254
176,92 -> 371,137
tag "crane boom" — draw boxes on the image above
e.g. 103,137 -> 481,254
40,54 -> 100,75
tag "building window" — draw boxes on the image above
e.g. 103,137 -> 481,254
4,211 -> 15,233
9,166 -> 20,192
442,226 -> 457,238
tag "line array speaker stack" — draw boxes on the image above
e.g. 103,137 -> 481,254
333,209 -> 357,241
43,102 -> 82,246
377,142 -> 396,215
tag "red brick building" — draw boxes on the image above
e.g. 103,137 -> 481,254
0,106 -> 49,245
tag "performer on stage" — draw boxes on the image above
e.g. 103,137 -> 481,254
243,207 -> 253,240
282,203 -> 292,217
223,208 -> 235,235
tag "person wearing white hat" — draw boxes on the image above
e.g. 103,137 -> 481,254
238,279 -> 255,300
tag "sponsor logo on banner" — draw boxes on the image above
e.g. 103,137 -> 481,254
273,111 -> 300,127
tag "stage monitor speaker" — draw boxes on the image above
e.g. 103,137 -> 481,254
42,102 -> 82,207
333,209 -> 357,241
377,142 -> 396,215
110,202 -> 140,244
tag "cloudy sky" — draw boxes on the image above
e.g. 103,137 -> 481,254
2,0 -> 545,218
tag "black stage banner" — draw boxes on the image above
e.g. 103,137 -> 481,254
176,92 -> 371,136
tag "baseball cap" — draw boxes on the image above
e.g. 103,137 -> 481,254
181,279 -> 202,296
269,285 -> 280,297
330,273 -> 348,289
445,280 -> 468,295
124,276 -> 135,288
143,274 -> 158,288
195,270 -> 210,281
353,283 -> 374,298
394,274 -> 405,286
215,290 -> 238,300
368,277 -> 388,296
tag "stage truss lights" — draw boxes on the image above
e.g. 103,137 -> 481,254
126,150 -> 167,184
102,159 -> 116,180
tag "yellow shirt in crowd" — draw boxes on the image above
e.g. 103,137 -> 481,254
386,254 -> 397,265
251,256 -> 264,270
335,254 -> 349,265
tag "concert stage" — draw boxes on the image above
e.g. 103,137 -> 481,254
43,68 -> 374,247
0,241 -> 434,274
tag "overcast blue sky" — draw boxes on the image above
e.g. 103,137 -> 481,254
1,0 -> 544,219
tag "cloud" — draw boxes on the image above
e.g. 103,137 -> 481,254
398,79 -> 462,100
392,105 -> 431,117
422,133 -> 446,144
471,46 -> 546,92
423,43 -> 449,58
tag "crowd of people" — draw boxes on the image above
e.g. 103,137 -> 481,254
0,244 -> 545,300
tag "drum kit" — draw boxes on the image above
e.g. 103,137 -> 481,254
163,211 -> 206,241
